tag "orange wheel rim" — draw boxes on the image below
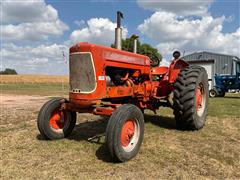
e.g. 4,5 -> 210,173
196,82 -> 206,116
196,85 -> 202,111
121,119 -> 135,147
49,109 -> 66,130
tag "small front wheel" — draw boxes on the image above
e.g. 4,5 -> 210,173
37,98 -> 76,140
106,104 -> 144,162
209,89 -> 218,98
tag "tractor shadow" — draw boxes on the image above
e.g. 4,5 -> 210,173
144,114 -> 176,130
36,117 -> 108,142
68,117 -> 108,144
69,117 -> 113,162
36,114 -> 176,162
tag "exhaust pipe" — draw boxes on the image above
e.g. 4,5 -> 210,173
131,34 -> 139,53
115,11 -> 123,50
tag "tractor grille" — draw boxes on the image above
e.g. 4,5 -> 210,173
69,52 -> 96,93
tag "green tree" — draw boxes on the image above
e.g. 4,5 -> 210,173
111,36 -> 162,66
0,68 -> 18,75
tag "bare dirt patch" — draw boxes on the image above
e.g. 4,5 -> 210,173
1,94 -> 47,108
0,94 -> 48,126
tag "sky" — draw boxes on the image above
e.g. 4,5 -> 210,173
1,0 -> 240,75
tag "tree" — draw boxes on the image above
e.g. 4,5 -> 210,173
111,37 -> 162,66
0,68 -> 18,75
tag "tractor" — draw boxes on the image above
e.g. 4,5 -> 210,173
209,61 -> 240,97
37,12 -> 209,162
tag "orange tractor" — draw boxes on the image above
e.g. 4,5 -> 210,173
37,12 -> 208,162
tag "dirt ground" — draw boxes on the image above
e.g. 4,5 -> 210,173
1,94 -> 47,125
1,93 -> 240,179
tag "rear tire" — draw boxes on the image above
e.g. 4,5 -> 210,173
173,66 -> 209,130
218,91 -> 225,97
37,98 -> 76,140
106,104 -> 144,162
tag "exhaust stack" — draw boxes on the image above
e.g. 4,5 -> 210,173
131,34 -> 139,53
115,11 -> 123,50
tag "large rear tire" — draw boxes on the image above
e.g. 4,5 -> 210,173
106,104 -> 144,162
37,98 -> 76,140
218,91 -> 225,97
173,66 -> 209,130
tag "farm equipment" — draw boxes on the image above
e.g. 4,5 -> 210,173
37,12 -> 209,162
209,61 -> 240,97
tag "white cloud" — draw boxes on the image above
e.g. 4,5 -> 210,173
1,43 -> 69,74
2,21 -> 68,41
160,58 -> 170,67
1,0 -> 58,23
74,20 -> 86,27
1,0 -> 68,42
68,18 -> 128,46
138,11 -> 240,57
137,0 -> 213,16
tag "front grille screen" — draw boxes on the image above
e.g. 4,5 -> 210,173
69,53 -> 96,93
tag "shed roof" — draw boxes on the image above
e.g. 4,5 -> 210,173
182,51 -> 239,60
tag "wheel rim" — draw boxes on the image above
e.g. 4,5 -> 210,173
49,109 -> 68,131
210,90 -> 216,97
121,119 -> 140,152
196,82 -> 206,116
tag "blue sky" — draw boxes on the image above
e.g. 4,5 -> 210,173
46,1 -> 152,39
1,0 -> 240,74
48,0 -> 239,38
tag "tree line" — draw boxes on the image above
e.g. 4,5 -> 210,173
111,36 -> 162,66
0,68 -> 18,75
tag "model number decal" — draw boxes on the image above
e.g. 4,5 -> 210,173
98,76 -> 105,81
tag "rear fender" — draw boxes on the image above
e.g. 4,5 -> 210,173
151,66 -> 169,75
168,59 -> 189,83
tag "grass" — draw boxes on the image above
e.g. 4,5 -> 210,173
0,75 -> 68,84
1,83 -> 240,179
208,94 -> 240,117
0,83 -> 68,96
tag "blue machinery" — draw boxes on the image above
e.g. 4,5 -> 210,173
209,61 -> 240,97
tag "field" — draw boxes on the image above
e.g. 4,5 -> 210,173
1,76 -> 240,179
1,75 -> 69,84
0,75 -> 69,96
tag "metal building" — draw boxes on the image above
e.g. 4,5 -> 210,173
182,51 -> 240,90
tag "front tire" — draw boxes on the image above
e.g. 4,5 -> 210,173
173,66 -> 209,130
106,104 -> 144,162
37,98 -> 76,140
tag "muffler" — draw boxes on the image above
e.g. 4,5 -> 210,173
115,11 -> 123,50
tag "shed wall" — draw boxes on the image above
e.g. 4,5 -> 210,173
183,52 -> 235,75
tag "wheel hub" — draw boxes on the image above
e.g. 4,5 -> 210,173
210,91 -> 215,97
49,109 -> 66,129
121,120 -> 135,147
196,86 -> 202,110
196,82 -> 206,116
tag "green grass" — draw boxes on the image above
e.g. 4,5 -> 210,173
1,83 -> 69,96
208,95 -> 240,117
